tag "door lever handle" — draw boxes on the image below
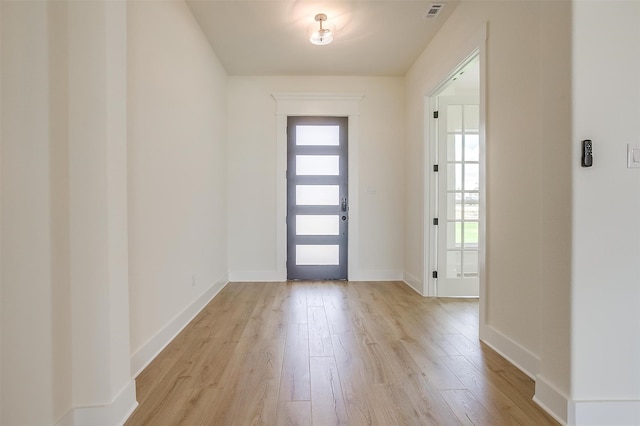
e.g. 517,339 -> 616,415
341,198 -> 347,212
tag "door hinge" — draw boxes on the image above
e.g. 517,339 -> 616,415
433,164 -> 439,172
433,111 -> 439,119
432,271 -> 438,279
433,218 -> 438,226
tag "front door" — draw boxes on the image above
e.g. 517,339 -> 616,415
287,116 -> 348,280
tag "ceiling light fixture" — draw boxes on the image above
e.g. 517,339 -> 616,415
309,13 -> 334,46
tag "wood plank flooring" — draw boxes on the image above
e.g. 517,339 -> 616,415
125,281 -> 559,426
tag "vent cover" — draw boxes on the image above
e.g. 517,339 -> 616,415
425,3 -> 444,19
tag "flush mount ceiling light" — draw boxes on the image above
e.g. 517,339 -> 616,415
308,13 -> 335,45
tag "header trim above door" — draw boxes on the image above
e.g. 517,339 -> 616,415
272,93 -> 364,116
273,93 -> 363,281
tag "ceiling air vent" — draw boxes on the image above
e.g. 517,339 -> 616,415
425,3 -> 444,19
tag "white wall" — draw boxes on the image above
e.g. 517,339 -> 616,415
535,0 -> 572,421
66,2 -> 136,423
2,0 -> 229,422
3,1 -> 138,423
127,0 -> 229,373
407,1 -> 640,424
406,0 -> 548,363
570,1 -> 640,423
1,2 -> 73,423
227,77 -> 404,281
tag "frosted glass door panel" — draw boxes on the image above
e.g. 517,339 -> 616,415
296,215 -> 339,235
296,155 -> 339,175
296,125 -> 340,146
296,245 -> 340,265
296,185 -> 339,205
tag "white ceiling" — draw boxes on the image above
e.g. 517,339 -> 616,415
186,0 -> 460,76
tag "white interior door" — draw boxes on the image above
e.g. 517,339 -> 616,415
436,96 -> 480,297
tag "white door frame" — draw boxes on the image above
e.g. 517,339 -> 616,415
423,25 -> 487,309
272,93 -> 363,281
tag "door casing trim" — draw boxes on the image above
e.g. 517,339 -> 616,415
422,24 -> 486,318
272,93 -> 363,281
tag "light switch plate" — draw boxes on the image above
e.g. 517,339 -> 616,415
627,144 -> 640,168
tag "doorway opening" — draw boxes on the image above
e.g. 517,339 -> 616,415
426,52 -> 483,297
286,116 -> 349,280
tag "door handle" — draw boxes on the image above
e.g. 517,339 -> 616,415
341,197 -> 347,212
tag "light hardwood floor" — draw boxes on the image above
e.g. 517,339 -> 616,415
125,281 -> 559,425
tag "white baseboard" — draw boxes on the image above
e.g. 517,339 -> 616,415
130,275 -> 229,377
534,375 -> 569,425
228,269 -> 403,283
402,279 -> 424,296
56,407 -> 75,426
56,380 -> 137,426
569,399 -> 640,426
228,270 -> 283,282
403,272 -> 423,295
479,323 -> 540,380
